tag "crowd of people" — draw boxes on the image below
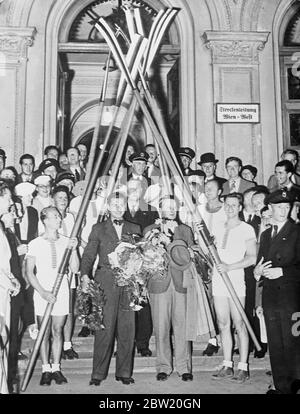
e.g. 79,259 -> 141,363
0,142 -> 300,394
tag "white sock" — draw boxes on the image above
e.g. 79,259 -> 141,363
223,360 -> 233,368
42,364 -> 51,373
238,362 -> 248,371
63,342 -> 72,351
208,337 -> 217,346
51,363 -> 60,372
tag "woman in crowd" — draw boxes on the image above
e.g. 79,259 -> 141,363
0,181 -> 20,394
211,193 -> 256,383
26,206 -> 78,386
32,175 -> 53,215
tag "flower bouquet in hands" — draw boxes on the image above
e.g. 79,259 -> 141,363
140,227 -> 169,281
108,240 -> 146,311
76,280 -> 106,330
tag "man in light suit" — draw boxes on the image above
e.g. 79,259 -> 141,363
254,189 -> 300,394
222,156 -> 255,196
81,192 -> 141,386
144,196 -> 194,383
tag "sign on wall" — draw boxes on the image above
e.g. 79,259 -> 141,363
216,103 -> 260,124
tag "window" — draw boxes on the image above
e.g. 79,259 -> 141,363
280,2 -> 300,150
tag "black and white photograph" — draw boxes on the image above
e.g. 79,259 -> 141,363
1,0 -> 300,402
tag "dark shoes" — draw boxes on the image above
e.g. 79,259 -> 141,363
116,376 -> 135,385
138,348 -> 152,357
181,373 -> 193,382
51,371 -> 68,385
89,378 -> 102,386
40,372 -> 52,386
202,343 -> 219,356
156,372 -> 169,381
78,326 -> 92,337
62,347 -> 79,360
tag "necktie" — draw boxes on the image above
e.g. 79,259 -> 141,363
113,219 -> 124,226
272,225 -> 278,239
247,214 -> 252,224
230,180 -> 236,192
75,169 -> 80,182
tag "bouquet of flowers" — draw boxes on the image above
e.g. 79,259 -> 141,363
140,228 -> 169,281
108,241 -> 146,311
76,280 -> 106,331
108,227 -> 170,310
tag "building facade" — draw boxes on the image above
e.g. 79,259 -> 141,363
0,0 -> 300,182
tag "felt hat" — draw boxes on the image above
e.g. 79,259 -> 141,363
241,164 -> 258,179
198,152 -> 218,165
39,158 -> 59,173
167,239 -> 192,271
56,171 -> 75,185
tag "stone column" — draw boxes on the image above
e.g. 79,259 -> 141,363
203,31 -> 269,182
0,27 -> 36,166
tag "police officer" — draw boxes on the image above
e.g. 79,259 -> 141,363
254,189 -> 300,394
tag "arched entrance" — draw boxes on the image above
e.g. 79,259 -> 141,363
41,0 -> 196,153
54,0 -> 182,153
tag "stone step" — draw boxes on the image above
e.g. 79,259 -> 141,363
18,353 -> 270,376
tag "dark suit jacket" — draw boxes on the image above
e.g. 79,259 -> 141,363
240,210 -> 261,239
222,177 -> 255,196
66,167 -> 85,183
124,202 -> 159,232
143,223 -> 194,294
15,171 -> 39,185
81,219 -> 141,290
14,206 -> 39,244
257,220 -> 300,310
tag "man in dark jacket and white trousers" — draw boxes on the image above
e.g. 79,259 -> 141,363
124,178 -> 159,357
81,192 -> 141,386
254,189 -> 300,394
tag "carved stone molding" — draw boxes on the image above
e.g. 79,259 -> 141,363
206,0 -> 264,32
0,27 -> 36,61
203,31 -> 269,65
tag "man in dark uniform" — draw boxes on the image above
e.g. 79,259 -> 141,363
178,147 -> 195,176
254,189 -> 300,394
81,192 -> 141,386
124,178 -> 159,357
127,152 -> 151,197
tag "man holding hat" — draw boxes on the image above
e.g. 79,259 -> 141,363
178,147 -> 195,176
0,149 -> 7,174
144,196 -> 194,383
254,189 -> 300,394
198,152 -> 226,188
